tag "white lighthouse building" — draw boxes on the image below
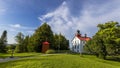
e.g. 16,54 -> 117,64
71,30 -> 91,53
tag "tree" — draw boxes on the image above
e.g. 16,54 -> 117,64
58,34 -> 69,50
23,35 -> 29,52
0,30 -> 7,53
93,34 -> 107,59
15,32 -> 24,53
53,34 -> 59,50
14,23 -> 69,52
97,21 -> 120,55
84,40 -> 94,54
31,23 -> 54,52
27,35 -> 35,52
53,33 -> 69,50
85,21 -> 120,59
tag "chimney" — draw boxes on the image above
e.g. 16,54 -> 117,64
85,34 -> 87,38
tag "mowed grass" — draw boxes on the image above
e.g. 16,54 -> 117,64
0,53 -> 41,58
0,54 -> 120,68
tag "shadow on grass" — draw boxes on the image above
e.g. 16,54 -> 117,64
106,57 -> 120,62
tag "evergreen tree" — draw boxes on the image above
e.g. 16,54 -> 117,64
27,35 -> 35,52
53,33 -> 69,50
31,23 -> 54,52
0,30 -> 7,53
23,35 -> 29,52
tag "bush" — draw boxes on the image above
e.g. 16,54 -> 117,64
56,50 -> 72,54
45,49 -> 56,54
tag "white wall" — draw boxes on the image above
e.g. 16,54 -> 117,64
71,37 -> 85,53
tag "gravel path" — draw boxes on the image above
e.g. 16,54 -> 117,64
0,53 -> 66,63
0,57 -> 19,63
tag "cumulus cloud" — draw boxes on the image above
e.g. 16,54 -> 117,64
39,1 -> 120,41
38,1 -> 93,40
39,2 -> 74,39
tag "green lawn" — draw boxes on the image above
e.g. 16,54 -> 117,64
0,54 -> 120,68
0,53 -> 41,58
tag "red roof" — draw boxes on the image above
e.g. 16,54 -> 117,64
77,35 -> 91,41
43,41 -> 50,45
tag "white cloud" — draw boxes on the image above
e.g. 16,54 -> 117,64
9,24 -> 35,30
39,1 -> 120,41
39,2 -> 74,38
10,24 -> 21,28
0,24 -> 35,44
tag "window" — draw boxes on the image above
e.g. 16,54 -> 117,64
77,45 -> 79,49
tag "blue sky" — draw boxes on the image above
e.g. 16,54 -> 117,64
0,0 -> 120,44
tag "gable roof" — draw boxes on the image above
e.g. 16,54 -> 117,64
77,36 -> 91,41
71,30 -> 91,41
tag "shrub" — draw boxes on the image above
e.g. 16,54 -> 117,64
7,49 -> 12,54
45,49 -> 56,54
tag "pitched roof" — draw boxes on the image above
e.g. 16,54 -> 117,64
76,35 -> 91,41
72,30 -> 91,41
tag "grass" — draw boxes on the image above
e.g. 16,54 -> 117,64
0,52 -> 41,58
0,53 -> 120,68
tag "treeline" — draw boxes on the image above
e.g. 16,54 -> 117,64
0,23 -> 69,53
15,23 -> 69,53
84,21 -> 120,59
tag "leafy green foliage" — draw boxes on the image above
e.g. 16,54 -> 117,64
15,32 -> 25,53
27,23 -> 69,52
97,21 -> 120,55
13,23 -> 69,53
45,49 -> 56,54
28,23 -> 54,52
27,36 -> 35,52
23,36 -> 29,52
53,34 -> 69,50
6,44 -> 16,54
85,21 -> 120,59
